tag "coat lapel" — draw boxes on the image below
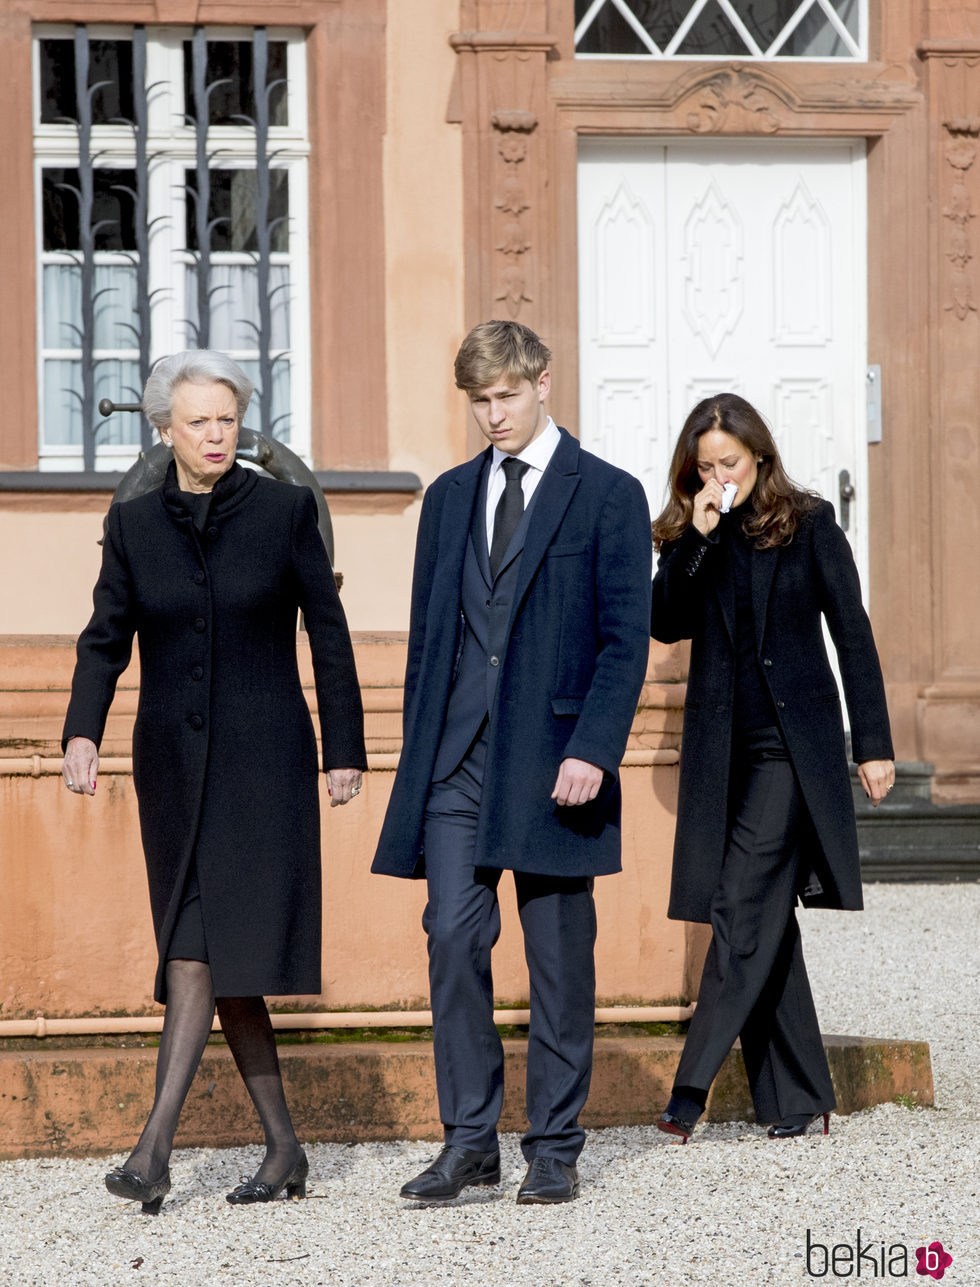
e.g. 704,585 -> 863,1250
751,541 -> 781,650
471,463 -> 492,586
715,540 -> 736,649
437,450 -> 489,606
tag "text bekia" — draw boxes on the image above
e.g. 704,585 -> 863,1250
805,1231 -> 953,1279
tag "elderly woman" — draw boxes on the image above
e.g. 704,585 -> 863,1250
651,393 -> 893,1143
62,350 -> 366,1212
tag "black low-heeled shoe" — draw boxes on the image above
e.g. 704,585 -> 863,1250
226,1149 -> 309,1204
767,1112 -> 830,1139
104,1165 -> 172,1215
656,1094 -> 704,1144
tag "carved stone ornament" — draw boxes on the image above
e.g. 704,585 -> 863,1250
943,120 -> 979,321
680,67 -> 785,135
492,107 -> 537,317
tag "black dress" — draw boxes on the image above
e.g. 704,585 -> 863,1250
64,462 -> 367,1002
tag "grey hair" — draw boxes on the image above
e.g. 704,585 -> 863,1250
142,350 -> 254,430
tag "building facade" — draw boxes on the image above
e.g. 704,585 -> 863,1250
0,1 -> 977,1027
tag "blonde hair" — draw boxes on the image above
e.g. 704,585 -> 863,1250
454,320 -> 551,391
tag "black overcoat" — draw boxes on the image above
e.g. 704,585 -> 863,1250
372,428 -> 652,880
651,499 -> 893,923
63,463 -> 367,1002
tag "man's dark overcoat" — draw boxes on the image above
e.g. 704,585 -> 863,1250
651,499 -> 893,923
64,463 -> 366,1002
372,428 -> 652,880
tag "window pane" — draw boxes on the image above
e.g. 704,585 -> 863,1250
184,263 -> 291,351
675,1 -> 753,55
185,169 -> 289,253
237,358 -> 292,442
43,358 -> 141,446
182,40 -> 288,127
95,361 -> 143,444
576,1 -> 688,54
780,2 -> 857,55
39,38 -> 134,125
42,168 -> 137,251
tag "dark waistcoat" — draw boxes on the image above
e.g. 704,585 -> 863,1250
431,466 -> 537,782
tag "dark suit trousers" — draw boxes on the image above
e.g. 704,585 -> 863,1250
422,730 -> 597,1164
674,726 -> 836,1123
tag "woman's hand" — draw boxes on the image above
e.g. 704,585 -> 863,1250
691,479 -> 724,537
857,759 -> 895,807
63,736 -> 99,795
326,768 -> 363,807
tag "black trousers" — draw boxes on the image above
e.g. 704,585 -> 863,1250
674,726 -> 836,1123
421,730 -> 597,1165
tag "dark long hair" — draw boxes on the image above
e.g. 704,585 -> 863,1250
651,393 -> 819,550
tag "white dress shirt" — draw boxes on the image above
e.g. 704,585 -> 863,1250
485,417 -> 561,552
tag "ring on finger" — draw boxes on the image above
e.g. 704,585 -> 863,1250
351,785 -> 361,797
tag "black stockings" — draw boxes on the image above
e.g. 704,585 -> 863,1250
124,959 -> 215,1181
216,995 -> 300,1183
124,959 -> 299,1184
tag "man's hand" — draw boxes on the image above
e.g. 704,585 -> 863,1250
551,758 -> 604,807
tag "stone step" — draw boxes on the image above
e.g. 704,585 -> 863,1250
852,760 -> 980,881
0,1032 -> 933,1160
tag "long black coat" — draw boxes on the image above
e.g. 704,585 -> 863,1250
372,428 -> 652,880
652,499 -> 893,923
64,463 -> 366,1002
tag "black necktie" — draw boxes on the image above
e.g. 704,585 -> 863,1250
490,457 -> 529,578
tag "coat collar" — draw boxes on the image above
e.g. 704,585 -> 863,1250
441,427 -> 582,620
161,459 -> 258,527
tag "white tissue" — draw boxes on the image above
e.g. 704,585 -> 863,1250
720,482 -> 738,514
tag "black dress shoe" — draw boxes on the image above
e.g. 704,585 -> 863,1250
226,1150 -> 309,1204
516,1157 -> 580,1205
656,1093 -> 704,1144
105,1165 -> 172,1215
767,1112 -> 830,1139
400,1145 -> 501,1201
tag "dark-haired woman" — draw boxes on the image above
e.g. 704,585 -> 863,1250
651,393 -> 893,1142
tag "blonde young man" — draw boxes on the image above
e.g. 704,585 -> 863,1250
373,321 -> 651,1204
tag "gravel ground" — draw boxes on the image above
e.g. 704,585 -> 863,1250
0,882 -> 977,1287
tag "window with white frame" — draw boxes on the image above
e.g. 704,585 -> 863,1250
34,24 -> 310,471
575,0 -> 866,60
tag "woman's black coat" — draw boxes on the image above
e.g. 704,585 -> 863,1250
63,463 -> 367,1002
652,499 -> 893,923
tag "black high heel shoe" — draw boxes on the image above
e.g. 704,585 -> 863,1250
104,1165 -> 172,1215
226,1149 -> 309,1204
767,1112 -> 830,1139
656,1094 -> 703,1144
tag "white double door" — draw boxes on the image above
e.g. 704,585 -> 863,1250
577,138 -> 868,581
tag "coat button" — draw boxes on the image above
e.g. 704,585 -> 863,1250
763,658 -> 773,667
489,655 -> 499,667
776,700 -> 785,709
191,665 -> 204,681
206,526 -> 219,540
486,599 -> 491,608
188,714 -> 203,729
194,617 -> 206,632
193,571 -> 205,585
